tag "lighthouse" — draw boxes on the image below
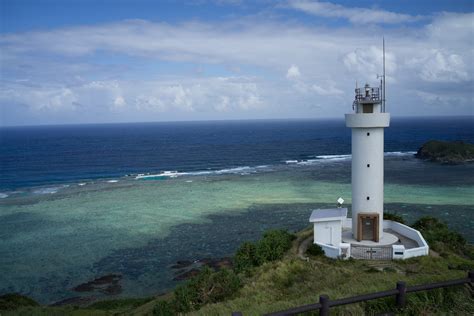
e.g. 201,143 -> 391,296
346,82 -> 390,242
309,41 -> 429,260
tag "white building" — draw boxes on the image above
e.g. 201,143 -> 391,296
309,47 -> 429,260
310,208 -> 347,246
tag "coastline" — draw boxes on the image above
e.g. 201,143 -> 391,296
1,153 -> 474,304
2,220 -> 472,315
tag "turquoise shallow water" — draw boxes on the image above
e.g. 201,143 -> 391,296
0,155 -> 473,303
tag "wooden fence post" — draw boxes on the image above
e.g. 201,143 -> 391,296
319,294 -> 330,316
469,271 -> 473,283
396,281 -> 406,308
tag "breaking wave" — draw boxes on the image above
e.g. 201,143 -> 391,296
133,151 -> 416,180
32,185 -> 69,195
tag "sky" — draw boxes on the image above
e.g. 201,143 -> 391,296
0,0 -> 473,126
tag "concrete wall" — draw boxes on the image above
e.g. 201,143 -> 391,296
343,218 -> 352,229
314,220 -> 342,246
404,247 -> 429,259
315,242 -> 340,259
383,220 -> 429,259
345,113 -> 390,128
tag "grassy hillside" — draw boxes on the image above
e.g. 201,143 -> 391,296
2,218 -> 473,316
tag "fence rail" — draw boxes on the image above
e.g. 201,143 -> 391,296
231,271 -> 473,316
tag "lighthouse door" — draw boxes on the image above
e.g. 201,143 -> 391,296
357,213 -> 379,242
362,218 -> 374,240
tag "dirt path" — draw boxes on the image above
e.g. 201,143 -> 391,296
298,235 -> 313,260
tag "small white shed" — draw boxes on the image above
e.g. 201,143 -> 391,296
309,208 -> 347,246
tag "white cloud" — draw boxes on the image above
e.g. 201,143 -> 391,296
426,12 -> 474,45
113,96 -> 126,108
343,46 -> 397,83
311,82 -> 343,96
215,96 -> 230,112
0,84 -> 78,112
0,77 -> 266,119
287,0 -> 423,24
0,10 -> 473,124
407,50 -> 469,83
286,65 -> 301,79
415,90 -> 470,107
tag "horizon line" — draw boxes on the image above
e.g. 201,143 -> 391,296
1,114 -> 472,128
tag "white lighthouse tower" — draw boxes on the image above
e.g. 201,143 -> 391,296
346,82 -> 389,242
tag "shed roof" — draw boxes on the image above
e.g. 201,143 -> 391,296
309,208 -> 347,222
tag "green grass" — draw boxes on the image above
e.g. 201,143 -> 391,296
87,297 -> 155,311
189,244 -> 473,315
2,220 -> 473,316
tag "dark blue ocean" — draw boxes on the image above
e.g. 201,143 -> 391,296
1,117 -> 473,191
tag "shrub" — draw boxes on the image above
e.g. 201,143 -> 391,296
153,301 -> 175,316
306,243 -> 325,256
0,294 -> 38,311
383,212 -> 405,224
173,283 -> 195,313
255,230 -> 295,264
204,268 -> 241,302
173,267 -> 241,312
234,241 -> 258,273
412,216 -> 466,253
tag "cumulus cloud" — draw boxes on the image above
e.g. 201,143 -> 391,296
1,77 -> 266,120
0,9 -> 472,124
287,0 -> 423,24
343,46 -> 397,83
312,82 -> 344,96
407,50 -> 469,83
0,84 -> 78,112
286,65 -> 301,79
113,96 -> 126,108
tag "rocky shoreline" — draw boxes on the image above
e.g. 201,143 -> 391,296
171,257 -> 233,281
46,257 -> 233,307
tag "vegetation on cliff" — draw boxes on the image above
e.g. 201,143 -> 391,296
415,140 -> 474,164
2,218 -> 473,316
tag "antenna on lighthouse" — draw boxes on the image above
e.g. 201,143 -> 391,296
382,37 -> 386,112
377,38 -> 386,112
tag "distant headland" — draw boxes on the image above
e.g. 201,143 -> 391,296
415,140 -> 474,164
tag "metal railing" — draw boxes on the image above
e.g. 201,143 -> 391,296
355,87 -> 381,101
354,87 -> 380,102
351,245 -> 392,260
231,271 -> 473,316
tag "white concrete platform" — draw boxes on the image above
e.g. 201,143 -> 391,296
341,230 -> 399,246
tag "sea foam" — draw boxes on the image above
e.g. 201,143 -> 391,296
32,185 -> 68,195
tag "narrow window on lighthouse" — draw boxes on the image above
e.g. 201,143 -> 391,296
367,164 -> 370,168
367,196 -> 370,200
367,132 -> 370,136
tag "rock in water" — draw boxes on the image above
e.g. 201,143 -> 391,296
72,274 -> 122,295
415,140 -> 474,164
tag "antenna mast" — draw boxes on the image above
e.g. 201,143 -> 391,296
382,37 -> 386,112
